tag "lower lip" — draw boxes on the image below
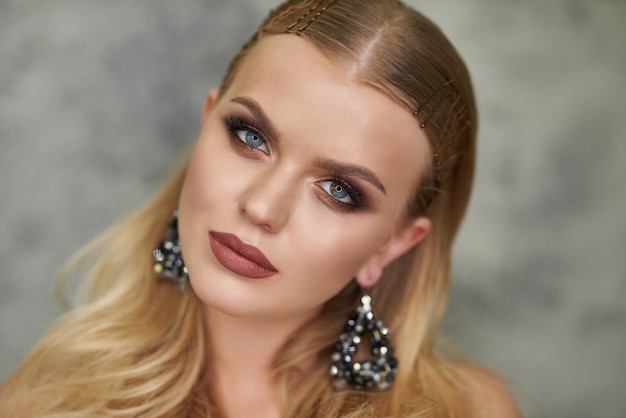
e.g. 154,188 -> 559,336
208,233 -> 277,279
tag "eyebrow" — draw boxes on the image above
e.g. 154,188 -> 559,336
313,159 -> 386,195
230,96 -> 278,140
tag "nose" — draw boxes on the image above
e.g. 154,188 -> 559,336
238,166 -> 294,232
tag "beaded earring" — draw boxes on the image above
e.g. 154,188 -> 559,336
329,294 -> 398,390
153,210 -> 190,291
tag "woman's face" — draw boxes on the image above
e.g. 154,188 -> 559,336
178,35 -> 430,321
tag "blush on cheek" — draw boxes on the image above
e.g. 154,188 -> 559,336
183,142 -> 229,203
316,239 -> 379,278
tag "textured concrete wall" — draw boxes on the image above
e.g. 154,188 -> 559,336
1,1 -> 624,417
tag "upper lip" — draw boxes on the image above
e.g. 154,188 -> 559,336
209,231 -> 277,272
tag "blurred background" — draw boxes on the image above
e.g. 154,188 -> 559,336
1,1 -> 624,416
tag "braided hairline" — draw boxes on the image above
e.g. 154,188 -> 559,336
285,0 -> 336,34
420,81 -> 471,192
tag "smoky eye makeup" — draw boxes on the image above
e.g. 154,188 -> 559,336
315,176 -> 369,212
223,114 -> 270,155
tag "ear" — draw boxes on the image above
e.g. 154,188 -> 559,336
201,87 -> 221,123
355,216 -> 431,288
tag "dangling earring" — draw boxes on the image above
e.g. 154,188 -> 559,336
329,293 -> 398,390
153,210 -> 190,291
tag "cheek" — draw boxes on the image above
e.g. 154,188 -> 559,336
181,145 -> 215,210
290,218 -> 388,286
180,136 -> 242,212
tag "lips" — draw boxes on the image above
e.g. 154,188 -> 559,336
209,231 -> 278,279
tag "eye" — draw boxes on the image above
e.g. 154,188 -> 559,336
235,129 -> 269,154
223,114 -> 271,155
318,179 -> 356,205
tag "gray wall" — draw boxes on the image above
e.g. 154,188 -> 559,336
1,1 -> 624,417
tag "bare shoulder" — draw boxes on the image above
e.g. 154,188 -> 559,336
456,362 -> 521,418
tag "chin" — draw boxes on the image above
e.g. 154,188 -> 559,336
189,269 -> 272,317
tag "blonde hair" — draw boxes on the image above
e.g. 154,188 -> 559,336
1,1 -> 477,416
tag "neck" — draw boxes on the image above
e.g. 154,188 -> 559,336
204,306 -> 318,417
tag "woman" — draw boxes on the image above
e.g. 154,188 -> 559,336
1,0 -> 520,416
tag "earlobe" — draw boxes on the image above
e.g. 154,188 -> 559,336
355,216 -> 431,288
355,262 -> 383,288
201,87 -> 221,123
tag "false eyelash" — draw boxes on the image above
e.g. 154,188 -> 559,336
223,114 -> 264,141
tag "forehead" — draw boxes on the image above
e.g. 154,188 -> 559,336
221,35 -> 430,208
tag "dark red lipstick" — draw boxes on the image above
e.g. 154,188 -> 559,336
209,231 -> 278,279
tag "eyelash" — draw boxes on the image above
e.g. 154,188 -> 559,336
222,114 -> 367,212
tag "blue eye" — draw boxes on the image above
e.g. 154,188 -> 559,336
319,180 -> 354,204
236,129 -> 269,153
